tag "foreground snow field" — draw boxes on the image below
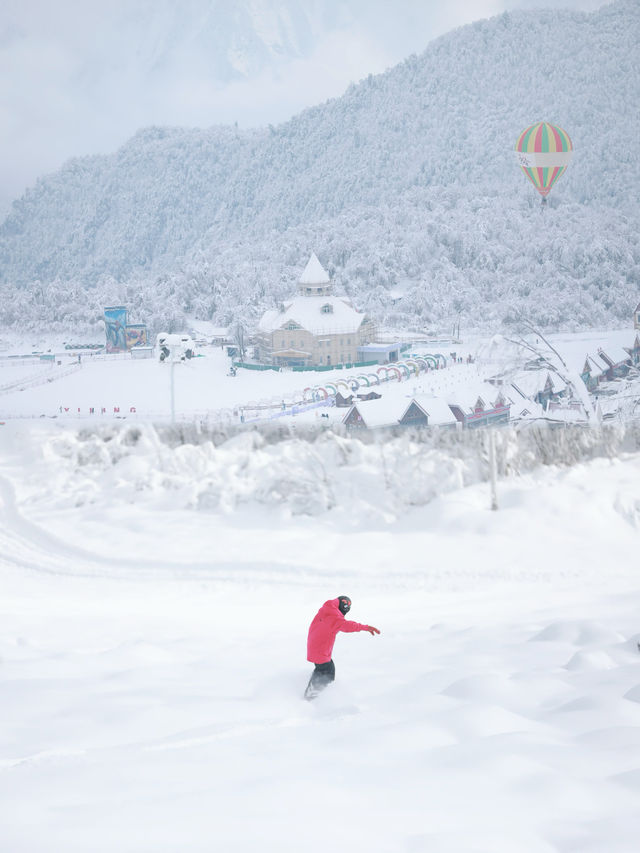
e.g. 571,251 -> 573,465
1,422 -> 639,852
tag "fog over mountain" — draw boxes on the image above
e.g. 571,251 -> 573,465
3,0 -> 545,216
1,0 -> 638,336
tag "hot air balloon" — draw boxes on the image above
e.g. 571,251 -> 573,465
515,121 -> 573,203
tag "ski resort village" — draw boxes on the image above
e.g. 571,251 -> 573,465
2,254 -> 639,431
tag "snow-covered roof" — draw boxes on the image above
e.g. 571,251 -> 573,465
504,386 -> 545,420
299,253 -> 330,285
344,395 -> 456,429
583,355 -> 604,375
446,380 -> 507,412
259,295 -> 365,335
544,405 -> 588,424
357,343 -> 401,354
539,332 -> 637,377
407,394 -> 457,426
343,397 -> 403,428
596,345 -> 632,367
509,369 -> 567,398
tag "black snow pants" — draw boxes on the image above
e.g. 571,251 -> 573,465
304,659 -> 335,699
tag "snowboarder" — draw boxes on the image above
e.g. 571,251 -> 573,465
304,596 -> 380,700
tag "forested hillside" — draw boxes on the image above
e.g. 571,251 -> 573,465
1,0 -> 638,336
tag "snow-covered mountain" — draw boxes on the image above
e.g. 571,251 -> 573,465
1,0 -> 639,336
0,0 -> 373,218
86,0 -> 353,84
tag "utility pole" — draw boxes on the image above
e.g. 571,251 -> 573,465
488,429 -> 498,511
170,357 -> 176,423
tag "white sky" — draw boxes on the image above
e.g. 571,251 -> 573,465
0,0 -> 605,216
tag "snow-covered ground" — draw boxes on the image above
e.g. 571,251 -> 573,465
1,327 -> 637,424
1,414 -> 640,852
1,327 -> 639,851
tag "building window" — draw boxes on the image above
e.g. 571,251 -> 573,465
281,339 -> 285,347
321,303 -> 333,314
347,338 -> 351,344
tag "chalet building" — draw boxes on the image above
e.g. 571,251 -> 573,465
343,395 -> 457,431
504,385 -> 545,421
399,396 -> 458,429
510,369 -> 567,407
335,392 -> 354,408
580,356 -> 604,392
255,254 -> 375,368
448,391 -> 510,429
342,400 -> 399,430
596,346 -> 631,381
624,334 -> 640,366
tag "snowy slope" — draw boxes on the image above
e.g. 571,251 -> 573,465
1,418 -> 639,852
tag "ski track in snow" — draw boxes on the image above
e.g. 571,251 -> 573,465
0,472 -> 333,585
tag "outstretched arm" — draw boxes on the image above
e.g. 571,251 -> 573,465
338,618 -> 380,635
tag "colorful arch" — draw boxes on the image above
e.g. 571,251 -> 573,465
367,373 -> 380,385
405,359 -> 419,375
387,365 -> 402,381
324,383 -> 338,396
336,380 -> 351,393
357,374 -> 371,387
415,357 -> 429,372
315,387 -> 329,399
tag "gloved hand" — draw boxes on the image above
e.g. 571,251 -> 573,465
366,626 -> 380,635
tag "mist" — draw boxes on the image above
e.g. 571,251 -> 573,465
0,0 -> 605,217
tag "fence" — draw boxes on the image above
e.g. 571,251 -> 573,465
0,362 -> 82,396
232,362 -> 280,371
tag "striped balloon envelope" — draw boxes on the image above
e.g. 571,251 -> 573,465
515,121 -> 573,201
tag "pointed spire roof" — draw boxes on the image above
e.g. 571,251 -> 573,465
299,252 -> 330,285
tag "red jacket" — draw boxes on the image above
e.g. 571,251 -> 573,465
307,598 -> 371,663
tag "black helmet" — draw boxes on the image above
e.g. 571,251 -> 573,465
338,596 -> 352,615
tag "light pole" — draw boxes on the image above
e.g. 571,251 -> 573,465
170,358 -> 176,423
488,428 -> 498,511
